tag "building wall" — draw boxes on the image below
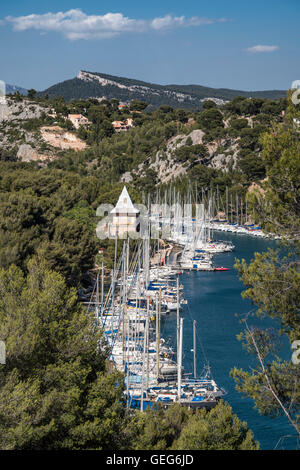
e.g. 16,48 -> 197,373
109,214 -> 139,237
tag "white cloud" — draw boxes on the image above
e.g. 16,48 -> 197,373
150,15 -> 186,30
3,9 -> 228,40
246,45 -> 279,53
150,15 -> 226,30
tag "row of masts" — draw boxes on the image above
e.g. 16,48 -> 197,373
89,234 -> 212,411
141,184 -> 249,225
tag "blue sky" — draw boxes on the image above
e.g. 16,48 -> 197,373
0,0 -> 299,91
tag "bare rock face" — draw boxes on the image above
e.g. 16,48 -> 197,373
120,172 -> 133,183
206,141 -> 219,158
40,126 -> 87,151
209,153 -> 230,170
120,128 -> 206,185
150,129 -> 205,183
165,129 -> 205,154
185,129 -> 205,145
0,99 -> 49,123
17,144 -> 40,162
209,153 -> 238,171
17,144 -> 56,162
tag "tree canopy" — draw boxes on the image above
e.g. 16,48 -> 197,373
126,401 -> 259,450
232,94 -> 300,438
0,258 -> 126,450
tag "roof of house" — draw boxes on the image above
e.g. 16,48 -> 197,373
110,186 -> 139,214
68,114 -> 88,120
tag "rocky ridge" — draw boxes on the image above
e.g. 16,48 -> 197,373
123,128 -> 239,185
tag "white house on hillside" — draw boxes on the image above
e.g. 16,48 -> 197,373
112,118 -> 134,132
68,114 -> 89,129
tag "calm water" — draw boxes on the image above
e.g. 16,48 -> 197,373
163,232 -> 297,450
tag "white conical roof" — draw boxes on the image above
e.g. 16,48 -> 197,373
110,186 -> 139,214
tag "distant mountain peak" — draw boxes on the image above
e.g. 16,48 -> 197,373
77,70 -> 124,88
76,70 -> 196,104
6,84 -> 28,96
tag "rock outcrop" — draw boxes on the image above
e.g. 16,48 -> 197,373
17,144 -> 52,162
0,99 -> 49,123
17,144 -> 40,162
40,126 -> 87,151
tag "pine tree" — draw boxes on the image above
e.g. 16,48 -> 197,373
0,257 -> 126,450
231,92 -> 300,439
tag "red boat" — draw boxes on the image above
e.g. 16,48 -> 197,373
215,267 -> 229,271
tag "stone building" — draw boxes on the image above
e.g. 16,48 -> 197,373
108,186 -> 140,238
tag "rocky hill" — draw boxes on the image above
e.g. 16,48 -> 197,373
0,92 -> 287,196
0,98 -> 86,162
121,128 -> 240,185
38,70 -> 286,109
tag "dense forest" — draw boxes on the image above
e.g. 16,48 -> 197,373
0,87 -> 299,449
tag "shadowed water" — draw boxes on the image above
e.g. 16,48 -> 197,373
163,232 -> 298,450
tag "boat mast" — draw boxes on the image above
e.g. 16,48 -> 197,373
101,262 -> 104,311
176,276 -> 180,361
140,311 -> 147,412
114,231 -> 118,278
178,317 -> 183,402
127,237 -> 130,281
156,288 -> 161,379
96,269 -> 100,319
226,186 -> 229,222
122,244 -> 126,367
146,297 -> 150,389
193,320 -> 197,379
208,198 -> 211,241
240,198 -> 243,226
111,232 -> 118,318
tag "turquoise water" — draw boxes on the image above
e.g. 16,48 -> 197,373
163,232 -> 298,450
